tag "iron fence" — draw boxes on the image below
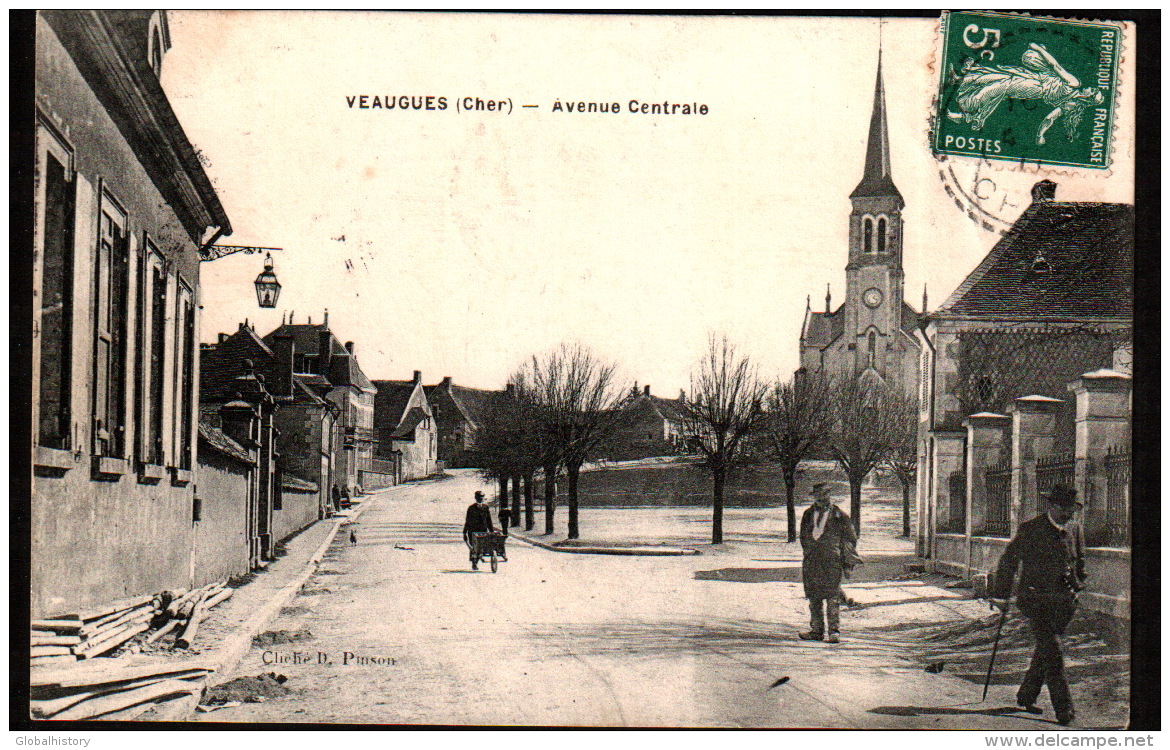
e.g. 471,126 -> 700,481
982,459 -> 1012,537
1036,451 -> 1076,499
1103,445 -> 1131,547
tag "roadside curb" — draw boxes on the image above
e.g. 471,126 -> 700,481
508,530 -> 700,556
165,492 -> 383,721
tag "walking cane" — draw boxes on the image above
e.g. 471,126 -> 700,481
983,595 -> 1011,701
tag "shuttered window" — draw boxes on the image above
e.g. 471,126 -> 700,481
94,196 -> 130,457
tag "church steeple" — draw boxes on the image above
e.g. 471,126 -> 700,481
850,54 -> 902,201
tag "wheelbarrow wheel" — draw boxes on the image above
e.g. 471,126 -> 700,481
490,548 -> 498,573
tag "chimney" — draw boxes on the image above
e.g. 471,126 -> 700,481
218,332 -> 229,344
644,384 -> 651,397
323,309 -> 329,328
825,284 -> 832,314
413,370 -> 421,384
1031,180 -> 1057,203
269,334 -> 296,396
679,389 -> 686,402
505,383 -> 515,398
441,376 -> 452,388
345,341 -> 354,356
319,330 -> 333,378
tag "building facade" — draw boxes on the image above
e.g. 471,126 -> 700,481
916,181 -> 1133,616
425,377 -> 509,468
374,372 -> 438,481
602,385 -> 689,461
30,11 -> 232,616
799,59 -> 922,400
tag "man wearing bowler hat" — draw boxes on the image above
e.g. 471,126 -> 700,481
798,482 -> 858,644
990,484 -> 1087,725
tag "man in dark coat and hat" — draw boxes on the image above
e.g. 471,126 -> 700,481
462,490 -> 496,570
990,484 -> 1086,725
799,482 -> 858,644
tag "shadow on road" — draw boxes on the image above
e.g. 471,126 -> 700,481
868,704 -> 1052,723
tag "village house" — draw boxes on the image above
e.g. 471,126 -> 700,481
425,377 -> 510,468
262,314 -> 378,499
916,180 -> 1133,617
30,11 -> 234,616
373,372 -> 438,482
199,321 -> 324,567
602,385 -> 689,461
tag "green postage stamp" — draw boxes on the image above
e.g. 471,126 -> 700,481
933,11 -> 1123,169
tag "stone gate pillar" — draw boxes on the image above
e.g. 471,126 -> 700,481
1068,370 -> 1132,542
1009,395 -> 1062,531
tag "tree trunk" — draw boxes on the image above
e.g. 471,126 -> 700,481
712,465 -> 725,545
902,478 -> 911,538
567,462 -> 581,539
784,474 -> 798,543
850,476 -> 863,537
510,475 -> 521,528
524,473 -> 535,530
543,464 -> 557,535
498,476 -> 509,524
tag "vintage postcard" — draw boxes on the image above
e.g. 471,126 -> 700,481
21,11 -> 1145,731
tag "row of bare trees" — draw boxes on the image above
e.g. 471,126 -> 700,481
476,335 -> 918,544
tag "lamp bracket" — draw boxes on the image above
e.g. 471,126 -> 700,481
200,245 -> 283,262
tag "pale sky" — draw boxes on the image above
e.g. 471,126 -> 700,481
164,12 -> 1134,393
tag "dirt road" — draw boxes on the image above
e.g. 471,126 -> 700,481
195,472 -> 1124,728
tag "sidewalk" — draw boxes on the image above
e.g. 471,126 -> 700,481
134,492 -> 384,720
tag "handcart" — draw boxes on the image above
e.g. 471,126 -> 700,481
469,531 -> 508,573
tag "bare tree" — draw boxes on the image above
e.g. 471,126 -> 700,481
683,334 -> 767,545
764,368 -> 834,542
474,391 -> 536,525
519,343 -> 627,539
881,392 -> 919,539
825,376 -> 901,537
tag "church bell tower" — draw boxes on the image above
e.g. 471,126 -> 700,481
845,54 -> 905,377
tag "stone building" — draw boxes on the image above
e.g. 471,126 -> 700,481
373,372 -> 438,482
916,181 -> 1133,616
425,377 -> 509,468
30,11 -> 231,616
602,385 -> 689,461
799,58 -> 923,400
262,316 -> 378,497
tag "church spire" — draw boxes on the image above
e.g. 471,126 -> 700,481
850,53 -> 902,201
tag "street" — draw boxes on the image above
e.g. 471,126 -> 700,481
196,473 -> 1122,728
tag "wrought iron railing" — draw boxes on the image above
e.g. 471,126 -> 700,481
1103,445 -> 1131,547
981,459 -> 1012,537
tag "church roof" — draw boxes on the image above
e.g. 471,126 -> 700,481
801,306 -> 846,349
850,56 -> 903,201
936,192 -> 1133,321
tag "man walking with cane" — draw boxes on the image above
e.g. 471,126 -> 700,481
989,484 -> 1086,725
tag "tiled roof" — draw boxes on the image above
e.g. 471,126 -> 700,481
801,306 -> 845,349
647,395 -> 688,422
899,300 -> 923,335
262,323 -> 376,394
281,472 -> 318,493
937,201 -> 1134,320
197,418 -> 254,465
391,407 -> 429,440
200,325 -> 280,402
446,384 -> 508,428
372,380 -> 419,429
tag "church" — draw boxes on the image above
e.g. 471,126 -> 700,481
798,58 -> 923,401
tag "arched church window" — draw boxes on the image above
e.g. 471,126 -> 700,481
867,330 -> 877,367
863,218 -> 874,253
877,217 -> 887,253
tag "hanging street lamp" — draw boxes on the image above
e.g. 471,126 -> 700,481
198,243 -> 284,309
253,252 -> 282,308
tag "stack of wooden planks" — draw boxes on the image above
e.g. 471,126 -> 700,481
30,657 -> 214,721
30,580 -> 235,669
